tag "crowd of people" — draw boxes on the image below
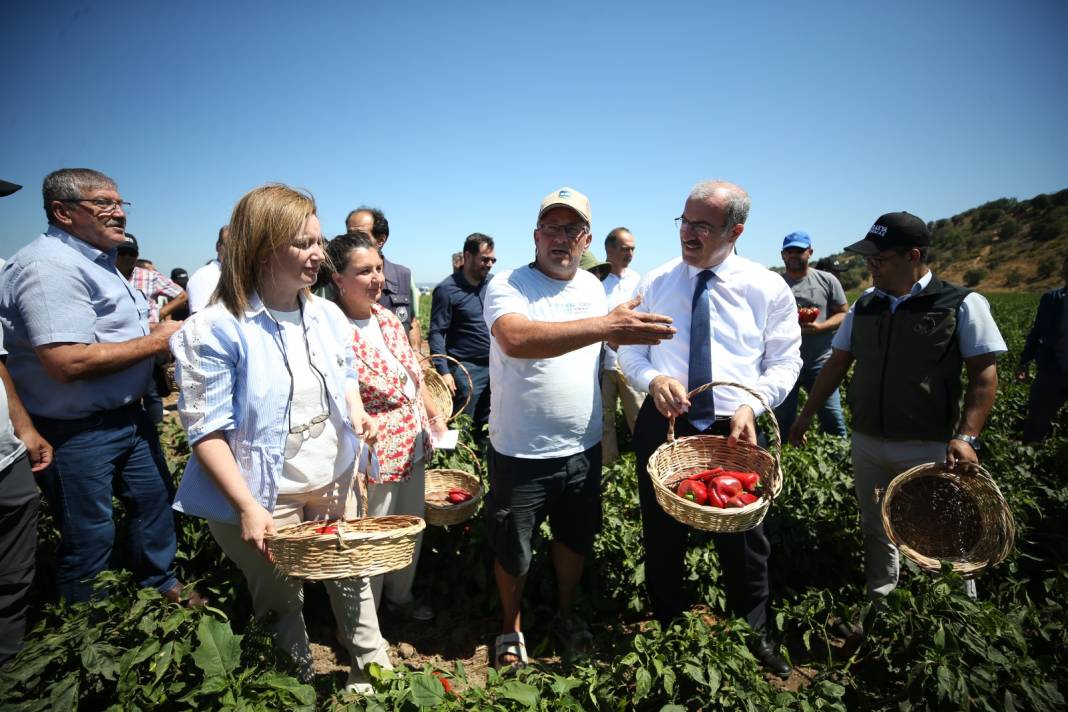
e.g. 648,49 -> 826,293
0,168 -> 1064,688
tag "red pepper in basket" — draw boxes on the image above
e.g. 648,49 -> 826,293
677,480 -> 708,505
710,475 -> 742,499
736,492 -> 759,506
688,467 -> 725,483
706,487 -> 725,509
315,523 -> 339,535
730,471 -> 760,493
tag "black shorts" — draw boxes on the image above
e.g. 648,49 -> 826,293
485,443 -> 603,577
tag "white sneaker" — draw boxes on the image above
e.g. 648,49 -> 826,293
345,669 -> 374,695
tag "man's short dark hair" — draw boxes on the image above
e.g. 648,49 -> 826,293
348,207 -> 389,242
463,233 -> 494,254
605,227 -> 631,250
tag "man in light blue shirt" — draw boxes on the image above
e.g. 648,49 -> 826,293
0,168 -> 187,604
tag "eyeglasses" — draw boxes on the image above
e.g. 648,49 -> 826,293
675,216 -> 725,239
61,198 -> 131,215
285,413 -> 330,458
267,304 -> 333,459
537,223 -> 589,240
479,256 -> 497,264
866,250 -> 909,267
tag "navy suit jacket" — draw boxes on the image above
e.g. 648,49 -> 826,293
1020,287 -> 1066,376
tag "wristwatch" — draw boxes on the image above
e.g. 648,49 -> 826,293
952,433 -> 981,450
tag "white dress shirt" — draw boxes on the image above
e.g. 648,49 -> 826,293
601,268 -> 641,372
618,254 -> 802,417
186,259 -> 222,314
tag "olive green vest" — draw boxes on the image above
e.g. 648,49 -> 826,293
848,275 -> 970,441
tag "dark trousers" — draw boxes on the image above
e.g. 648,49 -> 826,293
633,397 -> 771,632
453,360 -> 490,444
34,404 -> 178,603
1022,367 -> 1068,443
0,453 -> 37,665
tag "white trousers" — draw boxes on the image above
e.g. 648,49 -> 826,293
209,478 -> 392,678
366,459 -> 426,607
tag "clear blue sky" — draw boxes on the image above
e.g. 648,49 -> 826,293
3,1 -> 1066,284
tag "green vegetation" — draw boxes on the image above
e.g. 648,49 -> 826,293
2,293 -> 1065,710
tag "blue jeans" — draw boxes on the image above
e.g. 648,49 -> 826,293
774,360 -> 847,438
34,404 -> 178,603
452,360 -> 490,441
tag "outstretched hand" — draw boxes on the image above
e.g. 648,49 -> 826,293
604,296 -> 676,349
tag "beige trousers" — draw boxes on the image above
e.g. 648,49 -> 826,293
209,477 -> 392,679
366,459 -> 426,608
601,368 -> 645,464
851,432 -> 947,600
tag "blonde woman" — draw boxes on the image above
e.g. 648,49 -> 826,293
171,184 -> 389,692
328,234 -> 446,622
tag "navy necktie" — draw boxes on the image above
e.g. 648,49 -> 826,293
688,269 -> 716,432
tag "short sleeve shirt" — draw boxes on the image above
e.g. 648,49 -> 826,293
0,329 -> 27,470
0,226 -> 152,418
832,272 -> 1007,358
783,268 -> 847,365
484,265 -> 609,458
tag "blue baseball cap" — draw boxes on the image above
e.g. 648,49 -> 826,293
782,231 -> 812,250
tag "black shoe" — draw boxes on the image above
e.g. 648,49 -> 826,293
753,638 -> 792,679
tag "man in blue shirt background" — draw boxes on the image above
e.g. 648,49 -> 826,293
0,168 -> 188,604
429,233 -> 496,443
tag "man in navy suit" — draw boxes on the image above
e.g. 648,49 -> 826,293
1017,256 -> 1068,442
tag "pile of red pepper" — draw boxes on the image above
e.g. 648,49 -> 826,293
798,306 -> 820,324
675,467 -> 761,509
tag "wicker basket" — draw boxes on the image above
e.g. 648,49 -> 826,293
266,515 -> 425,580
420,354 -> 472,423
425,443 -> 484,526
880,461 -> 1015,577
647,381 -> 783,533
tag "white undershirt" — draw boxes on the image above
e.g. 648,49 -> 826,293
267,307 -> 343,494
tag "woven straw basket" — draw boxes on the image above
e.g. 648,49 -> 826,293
880,461 -> 1015,577
647,381 -> 783,533
420,354 -> 472,424
266,458 -> 426,580
266,515 -> 425,580
425,443 -> 484,526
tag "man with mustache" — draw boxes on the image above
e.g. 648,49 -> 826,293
618,180 -> 802,677
0,168 -> 189,605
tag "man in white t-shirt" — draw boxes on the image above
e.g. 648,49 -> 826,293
186,225 -> 227,314
483,187 -> 674,671
600,227 -> 643,464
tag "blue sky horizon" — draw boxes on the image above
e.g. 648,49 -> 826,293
3,1 -> 1066,285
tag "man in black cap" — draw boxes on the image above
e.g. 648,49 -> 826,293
789,212 -> 1006,608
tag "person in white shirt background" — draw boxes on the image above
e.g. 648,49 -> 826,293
600,227 -> 644,465
619,179 -> 801,678
185,225 -> 227,314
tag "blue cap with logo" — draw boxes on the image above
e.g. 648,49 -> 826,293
782,231 -> 812,250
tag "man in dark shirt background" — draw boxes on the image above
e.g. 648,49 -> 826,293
429,233 -> 496,443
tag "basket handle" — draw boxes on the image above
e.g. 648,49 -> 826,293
352,442 -> 380,519
456,441 -> 484,482
666,380 -> 782,496
420,353 -> 473,422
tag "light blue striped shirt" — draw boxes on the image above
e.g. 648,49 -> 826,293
0,226 -> 151,418
171,293 -> 361,523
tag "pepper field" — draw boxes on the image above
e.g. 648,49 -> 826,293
1,291 -> 1065,711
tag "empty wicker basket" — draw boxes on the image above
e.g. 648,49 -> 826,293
647,381 -> 783,533
420,354 -> 472,423
881,461 -> 1015,577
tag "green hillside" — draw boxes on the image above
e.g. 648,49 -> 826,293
809,187 -> 1068,293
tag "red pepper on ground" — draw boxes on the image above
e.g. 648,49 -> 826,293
677,479 -> 708,505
